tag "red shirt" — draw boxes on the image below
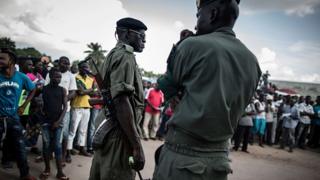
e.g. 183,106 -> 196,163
145,88 -> 164,114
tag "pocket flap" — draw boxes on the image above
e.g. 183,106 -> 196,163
177,161 -> 206,174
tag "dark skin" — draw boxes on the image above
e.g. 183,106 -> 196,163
76,63 -> 94,96
146,83 -> 162,111
300,96 -> 313,116
42,71 -> 68,178
196,0 -> 239,35
0,53 -> 36,116
114,29 -> 146,171
58,58 -> 76,100
21,59 -> 34,74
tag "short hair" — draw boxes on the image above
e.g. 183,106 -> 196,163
78,60 -> 88,68
59,56 -> 69,63
49,67 -> 61,77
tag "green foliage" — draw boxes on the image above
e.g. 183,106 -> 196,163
15,47 -> 42,58
0,36 -> 42,58
139,68 -> 162,78
0,37 -> 16,50
84,42 -> 107,73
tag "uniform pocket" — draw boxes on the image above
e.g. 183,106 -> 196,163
209,157 -> 233,174
176,160 -> 207,175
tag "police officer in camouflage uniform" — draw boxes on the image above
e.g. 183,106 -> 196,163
154,0 -> 261,180
89,17 -> 147,180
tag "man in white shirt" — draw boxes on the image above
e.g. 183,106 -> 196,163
296,96 -> 314,149
45,56 -> 77,163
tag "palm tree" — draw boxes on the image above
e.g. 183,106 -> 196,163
84,42 -> 107,73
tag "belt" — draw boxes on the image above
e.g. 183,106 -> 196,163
165,127 -> 229,152
165,143 -> 228,158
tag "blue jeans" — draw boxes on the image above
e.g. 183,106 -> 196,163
62,111 -> 71,140
0,117 -> 29,177
41,124 -> 63,160
87,108 -> 100,150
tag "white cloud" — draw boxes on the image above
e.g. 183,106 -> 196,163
256,47 -> 320,83
257,47 -> 278,72
0,0 -> 129,60
0,0 -> 189,73
241,0 -> 320,17
174,21 -> 185,31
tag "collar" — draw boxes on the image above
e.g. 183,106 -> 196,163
214,27 -> 236,37
116,41 -> 134,53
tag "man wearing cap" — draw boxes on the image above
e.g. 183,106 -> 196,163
154,0 -> 261,180
0,48 -> 37,180
89,17 -> 147,180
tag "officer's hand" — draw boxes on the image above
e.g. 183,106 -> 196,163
132,145 -> 145,171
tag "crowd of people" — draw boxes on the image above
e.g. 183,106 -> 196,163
0,48 -> 170,179
0,52 -> 103,180
232,91 -> 320,153
1,50 -> 320,180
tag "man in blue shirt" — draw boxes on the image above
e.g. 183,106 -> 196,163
0,48 -> 36,180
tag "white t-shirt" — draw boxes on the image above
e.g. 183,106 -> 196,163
265,103 -> 275,123
298,103 -> 314,124
255,100 -> 266,119
45,71 -> 77,112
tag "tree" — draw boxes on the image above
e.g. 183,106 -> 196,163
0,37 -> 16,50
15,47 -> 42,58
84,42 -> 107,73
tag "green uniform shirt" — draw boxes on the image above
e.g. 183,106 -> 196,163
159,27 -> 261,144
99,41 -> 144,134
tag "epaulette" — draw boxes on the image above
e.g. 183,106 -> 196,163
123,44 -> 134,54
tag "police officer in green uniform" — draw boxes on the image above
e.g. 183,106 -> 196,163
154,0 -> 261,180
89,17 -> 147,180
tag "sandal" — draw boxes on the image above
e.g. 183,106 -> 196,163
56,173 -> 69,180
39,171 -> 50,179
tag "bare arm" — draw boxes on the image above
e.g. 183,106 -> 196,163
113,94 -> 145,170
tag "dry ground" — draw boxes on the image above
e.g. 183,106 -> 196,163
0,140 -> 319,180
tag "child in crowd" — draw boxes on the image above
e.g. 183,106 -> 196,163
40,68 -> 69,180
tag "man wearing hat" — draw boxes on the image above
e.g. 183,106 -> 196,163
0,48 -> 37,180
154,0 -> 261,180
89,17 -> 147,180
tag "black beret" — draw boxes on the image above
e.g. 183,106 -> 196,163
117,17 -> 148,31
197,0 -> 240,9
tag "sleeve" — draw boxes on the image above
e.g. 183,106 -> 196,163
157,40 -> 193,100
145,88 -> 151,99
23,74 -> 36,91
44,74 -> 50,85
109,53 -> 135,99
69,74 -> 78,91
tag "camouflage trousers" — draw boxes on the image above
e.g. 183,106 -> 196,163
153,143 -> 232,180
89,128 -> 135,180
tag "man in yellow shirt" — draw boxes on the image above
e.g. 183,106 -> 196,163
66,61 -> 94,162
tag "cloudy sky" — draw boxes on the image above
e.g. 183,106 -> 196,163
1,0 -> 319,83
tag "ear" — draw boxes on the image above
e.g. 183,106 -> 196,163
210,7 -> 218,24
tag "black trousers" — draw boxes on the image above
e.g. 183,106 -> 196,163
265,122 -> 273,145
309,125 -> 320,148
234,125 -> 251,151
275,119 -> 283,144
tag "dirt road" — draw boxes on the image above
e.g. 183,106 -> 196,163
0,141 -> 319,180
